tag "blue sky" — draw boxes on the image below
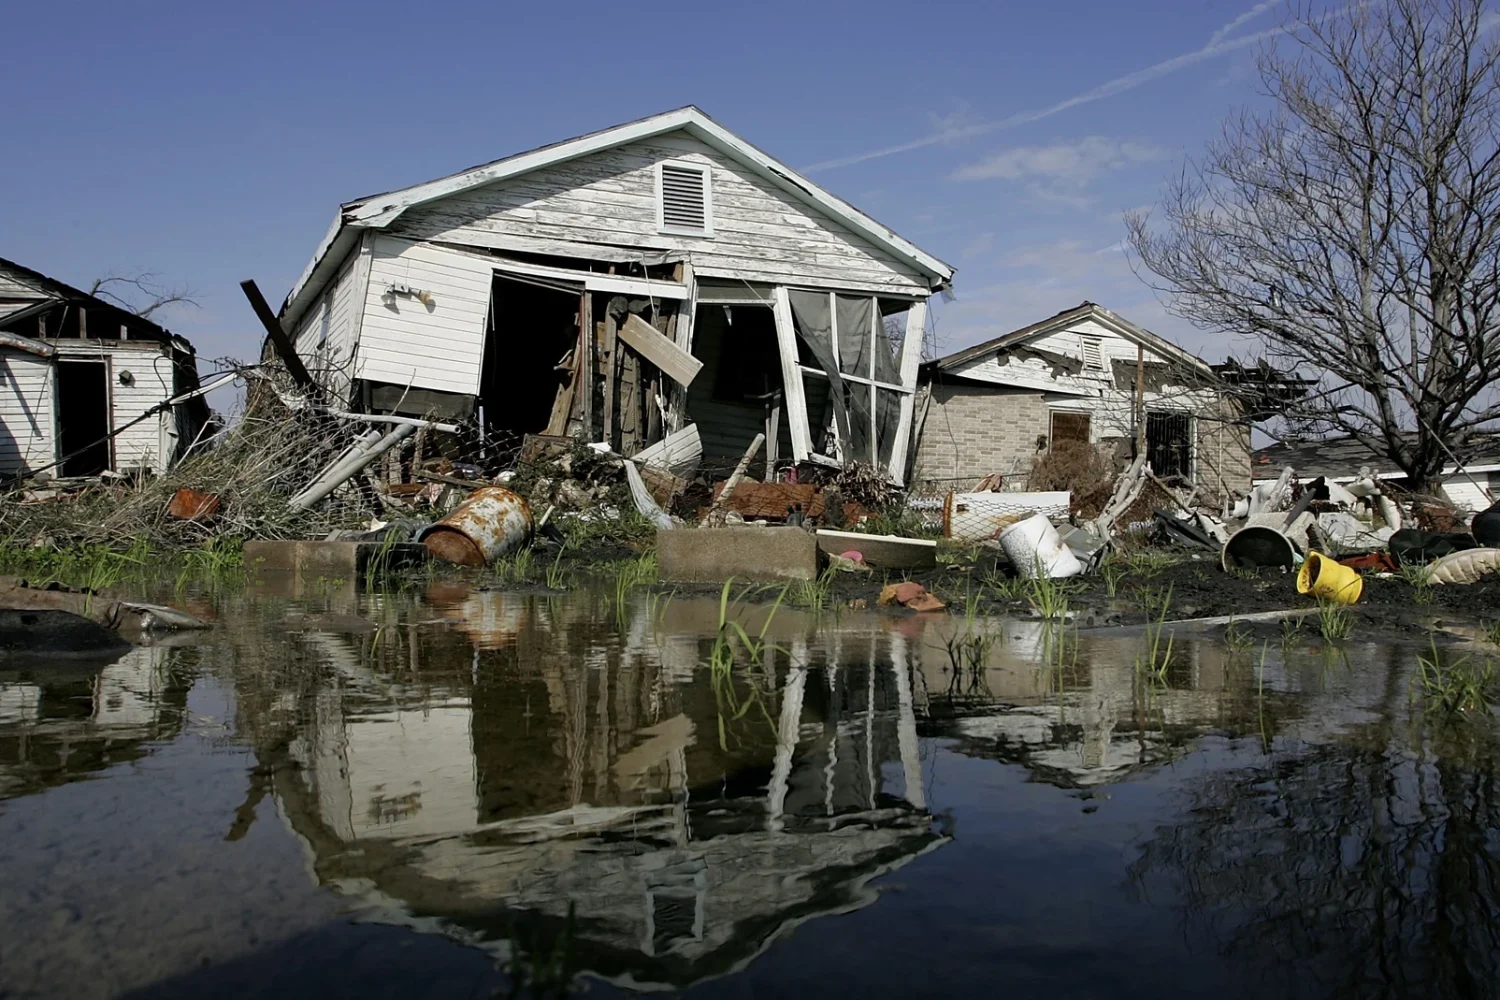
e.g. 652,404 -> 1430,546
0,0 -> 1285,366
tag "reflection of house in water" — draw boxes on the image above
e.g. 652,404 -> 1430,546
0,647 -> 191,801
910,622 -> 1399,790
259,595 -> 943,991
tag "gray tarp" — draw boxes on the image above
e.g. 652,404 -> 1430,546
788,292 -> 908,468
788,290 -> 854,457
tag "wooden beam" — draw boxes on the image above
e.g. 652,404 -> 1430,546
577,292 -> 593,439
487,257 -> 689,300
887,300 -> 927,486
1136,341 -> 1147,460
241,279 -> 316,390
617,313 -> 703,388
602,308 -> 618,447
772,287 -> 811,462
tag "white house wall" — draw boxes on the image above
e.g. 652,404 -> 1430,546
55,342 -> 176,474
386,130 -> 930,296
292,242 -> 364,398
0,350 -> 54,476
354,237 -> 495,397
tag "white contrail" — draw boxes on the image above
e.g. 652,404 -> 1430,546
1208,0 -> 1284,46
802,6 -> 1285,173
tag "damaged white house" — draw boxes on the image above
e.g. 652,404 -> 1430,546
913,302 -> 1253,499
275,107 -> 954,481
0,257 -> 209,480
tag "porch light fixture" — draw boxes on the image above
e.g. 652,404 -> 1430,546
384,283 -> 434,307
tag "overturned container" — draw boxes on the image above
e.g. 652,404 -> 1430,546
419,486 -> 534,567
1297,551 -> 1363,604
1221,512 -> 1314,573
998,513 -> 1083,580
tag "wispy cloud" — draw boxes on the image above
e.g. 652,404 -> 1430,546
1207,0 -> 1284,46
951,137 -> 1165,184
802,1 -> 1286,173
961,231 -> 995,257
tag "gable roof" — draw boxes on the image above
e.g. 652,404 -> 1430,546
281,106 -> 956,326
0,256 -> 178,346
929,302 -> 1210,375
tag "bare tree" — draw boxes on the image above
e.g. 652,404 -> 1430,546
88,271 -> 198,320
1127,0 -> 1500,491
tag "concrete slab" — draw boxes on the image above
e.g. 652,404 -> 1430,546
657,527 -> 819,583
814,529 -> 937,571
244,540 -> 428,589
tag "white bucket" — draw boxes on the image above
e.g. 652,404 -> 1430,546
997,513 -> 1083,579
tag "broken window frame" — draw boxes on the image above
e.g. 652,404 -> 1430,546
773,287 -> 921,476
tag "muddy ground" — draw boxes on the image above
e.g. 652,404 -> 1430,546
604,536 -> 1500,642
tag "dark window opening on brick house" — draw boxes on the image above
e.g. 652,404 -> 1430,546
1147,410 -> 1193,480
1050,410 -> 1091,446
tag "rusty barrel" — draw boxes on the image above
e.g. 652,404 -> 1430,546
419,486 -> 533,567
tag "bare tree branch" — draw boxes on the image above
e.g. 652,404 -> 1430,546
1128,0 -> 1500,490
88,272 -> 199,320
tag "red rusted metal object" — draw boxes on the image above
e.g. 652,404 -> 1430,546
168,488 -> 221,521
418,486 -> 533,567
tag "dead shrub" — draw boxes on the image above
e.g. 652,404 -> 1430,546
1031,440 -> 1113,495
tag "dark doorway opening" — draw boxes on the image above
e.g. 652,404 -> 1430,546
56,360 -> 110,477
686,303 -> 791,472
1146,410 -> 1192,480
477,275 -> 580,454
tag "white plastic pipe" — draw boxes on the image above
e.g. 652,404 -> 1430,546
289,424 -> 415,511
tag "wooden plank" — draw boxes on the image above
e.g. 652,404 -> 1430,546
577,293 -> 593,439
241,279 -> 315,390
633,423 -> 702,476
764,395 -> 781,482
619,347 -> 642,456
602,309 -> 618,447
616,313 -> 703,388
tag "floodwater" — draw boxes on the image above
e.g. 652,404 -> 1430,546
1,580 -> 1497,999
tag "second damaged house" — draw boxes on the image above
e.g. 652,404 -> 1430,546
912,302 -> 1253,502
275,107 -> 954,481
0,257 -> 209,482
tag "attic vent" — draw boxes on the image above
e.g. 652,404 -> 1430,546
1080,336 -> 1105,370
658,161 -> 712,236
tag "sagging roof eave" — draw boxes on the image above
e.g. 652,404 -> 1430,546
280,107 -> 955,326
281,213 -> 360,329
932,302 -> 1212,377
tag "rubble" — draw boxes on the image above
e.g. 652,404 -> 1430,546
1425,547 -> 1500,585
878,581 -> 945,612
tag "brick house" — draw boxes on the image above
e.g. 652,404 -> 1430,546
910,302 -> 1252,501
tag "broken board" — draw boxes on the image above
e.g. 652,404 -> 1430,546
618,314 -> 702,388
711,481 -> 824,521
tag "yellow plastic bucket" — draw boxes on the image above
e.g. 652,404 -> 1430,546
1297,551 -> 1363,604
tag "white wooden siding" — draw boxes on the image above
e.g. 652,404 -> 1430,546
0,268 -> 47,300
355,237 -> 494,396
55,343 -> 176,474
292,243 -> 364,399
387,131 -> 929,295
0,351 -> 55,476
